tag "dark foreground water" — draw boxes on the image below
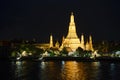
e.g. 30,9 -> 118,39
1,60 -> 120,80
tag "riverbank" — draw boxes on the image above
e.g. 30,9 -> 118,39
4,56 -> 120,62
42,56 -> 120,62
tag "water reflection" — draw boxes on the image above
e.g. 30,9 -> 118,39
7,61 -> 120,80
40,61 -> 62,80
15,61 -> 23,79
61,61 -> 85,80
11,61 -> 41,80
40,61 -> 101,80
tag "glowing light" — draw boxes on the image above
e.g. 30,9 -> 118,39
21,51 -> 28,56
60,12 -> 94,51
43,51 -> 50,57
16,61 -> 22,65
91,50 -> 101,58
49,34 -> 53,48
61,12 -> 81,51
62,61 -> 85,80
62,61 -> 65,65
41,61 -> 46,69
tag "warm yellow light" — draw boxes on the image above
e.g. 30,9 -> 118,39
61,12 -> 81,51
60,12 -> 94,51
62,61 -> 85,80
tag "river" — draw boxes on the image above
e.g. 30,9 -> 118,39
1,60 -> 120,80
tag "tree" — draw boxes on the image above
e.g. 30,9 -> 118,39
76,47 -> 84,57
61,47 -> 69,56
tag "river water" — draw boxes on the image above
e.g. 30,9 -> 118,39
1,60 -> 120,80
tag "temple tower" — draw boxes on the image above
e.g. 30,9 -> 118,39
61,12 -> 81,51
85,41 -> 89,51
85,35 -> 94,51
89,35 -> 94,51
55,41 -> 60,48
80,34 -> 85,50
66,12 -> 78,38
49,34 -> 53,48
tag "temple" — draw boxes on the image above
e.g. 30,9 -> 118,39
49,34 -> 53,48
60,12 -> 94,51
60,12 -> 81,51
37,12 -> 94,51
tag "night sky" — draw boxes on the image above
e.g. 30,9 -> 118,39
0,0 -> 120,43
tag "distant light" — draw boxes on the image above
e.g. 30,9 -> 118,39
41,62 -> 46,69
16,61 -> 21,65
62,61 -> 65,65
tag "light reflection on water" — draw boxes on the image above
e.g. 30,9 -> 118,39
61,61 -> 84,80
3,61 -> 120,80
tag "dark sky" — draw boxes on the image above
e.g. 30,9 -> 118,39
0,0 -> 120,43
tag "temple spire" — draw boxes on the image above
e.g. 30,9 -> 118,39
70,12 -> 74,23
89,35 -> 94,51
80,34 -> 85,49
61,12 -> 81,51
49,34 -> 53,48
67,12 -> 78,38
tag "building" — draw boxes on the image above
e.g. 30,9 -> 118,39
60,12 -> 94,51
37,12 -> 94,51
59,12 -> 81,51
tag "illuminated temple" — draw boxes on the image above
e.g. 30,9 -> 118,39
37,12 -> 94,51
60,12 -> 94,51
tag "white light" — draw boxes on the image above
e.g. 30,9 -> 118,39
62,61 -> 65,65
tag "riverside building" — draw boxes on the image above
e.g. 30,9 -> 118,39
36,12 -> 94,51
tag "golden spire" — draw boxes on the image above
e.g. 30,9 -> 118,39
55,41 -> 60,48
89,35 -> 94,51
49,34 -> 53,48
61,12 -> 81,51
67,12 -> 78,38
70,12 -> 74,23
81,34 -> 84,44
80,34 -> 85,50
85,41 -> 89,51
